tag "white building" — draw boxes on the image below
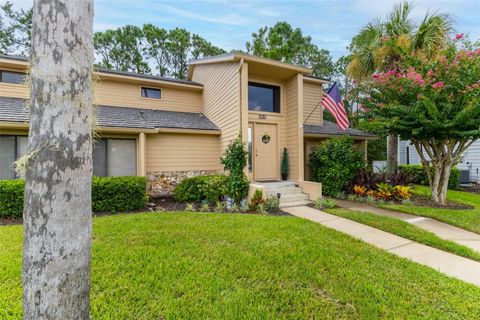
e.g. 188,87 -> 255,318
398,139 -> 480,183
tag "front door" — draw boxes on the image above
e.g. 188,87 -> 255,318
254,123 -> 277,180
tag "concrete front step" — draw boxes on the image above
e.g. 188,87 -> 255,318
279,200 -> 312,208
251,180 -> 311,208
266,187 -> 303,196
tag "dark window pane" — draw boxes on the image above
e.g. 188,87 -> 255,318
0,136 -> 16,179
1,71 -> 25,84
93,139 -> 107,177
248,82 -> 280,113
141,87 -> 161,99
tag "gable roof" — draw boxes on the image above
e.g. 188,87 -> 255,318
304,121 -> 375,139
188,52 -> 313,79
0,97 -> 219,131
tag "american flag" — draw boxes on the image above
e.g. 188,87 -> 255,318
321,82 -> 349,130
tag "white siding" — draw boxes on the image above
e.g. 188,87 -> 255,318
398,138 -> 480,182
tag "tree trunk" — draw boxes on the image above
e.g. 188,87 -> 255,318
23,1 -> 94,318
386,134 -> 398,175
438,163 -> 452,205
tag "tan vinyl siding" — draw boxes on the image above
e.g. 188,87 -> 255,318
303,82 -> 323,125
191,62 -> 241,154
145,133 -> 221,172
93,79 -> 202,112
285,75 -> 303,181
0,83 -> 28,98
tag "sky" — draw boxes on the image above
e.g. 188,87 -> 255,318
3,0 -> 480,61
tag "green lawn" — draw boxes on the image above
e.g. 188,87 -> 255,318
381,185 -> 480,234
326,208 -> 480,262
2,212 -> 480,319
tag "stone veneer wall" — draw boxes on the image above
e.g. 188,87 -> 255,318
147,170 -> 218,197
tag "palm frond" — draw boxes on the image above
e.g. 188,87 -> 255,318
385,1 -> 414,36
413,11 -> 452,56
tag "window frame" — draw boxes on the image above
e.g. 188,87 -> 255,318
248,81 -> 281,113
140,86 -> 162,100
0,70 -> 26,85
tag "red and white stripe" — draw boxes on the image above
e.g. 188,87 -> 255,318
321,94 -> 349,130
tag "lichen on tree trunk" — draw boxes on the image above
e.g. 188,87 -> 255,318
22,0 -> 94,319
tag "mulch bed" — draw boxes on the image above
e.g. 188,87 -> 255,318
0,217 -> 22,226
410,195 -> 474,210
152,196 -> 291,216
460,185 -> 480,195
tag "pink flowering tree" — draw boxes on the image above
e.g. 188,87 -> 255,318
361,38 -> 480,204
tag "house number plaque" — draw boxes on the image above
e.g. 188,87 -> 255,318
258,114 -> 267,120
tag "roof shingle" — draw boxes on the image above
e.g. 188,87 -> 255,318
0,97 -> 219,131
304,121 -> 375,138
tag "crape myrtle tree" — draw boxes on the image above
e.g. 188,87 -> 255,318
23,0 -> 94,317
360,36 -> 480,205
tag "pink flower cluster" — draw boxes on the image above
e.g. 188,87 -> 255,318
432,82 -> 444,89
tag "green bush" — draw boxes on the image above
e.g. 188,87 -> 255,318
0,180 -> 24,218
92,176 -> 148,212
309,136 -> 366,196
399,164 -> 460,189
173,174 -> 228,203
0,176 -> 148,218
265,195 -> 280,212
220,137 -> 249,203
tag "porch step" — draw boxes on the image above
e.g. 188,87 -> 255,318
252,180 -> 311,208
279,193 -> 310,207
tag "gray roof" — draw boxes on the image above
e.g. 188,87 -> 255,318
304,121 -> 375,138
0,97 -> 219,131
0,54 -> 203,87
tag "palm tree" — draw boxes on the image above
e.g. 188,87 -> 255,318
348,1 -> 452,175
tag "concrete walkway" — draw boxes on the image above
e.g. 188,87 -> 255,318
337,199 -> 480,253
284,206 -> 480,286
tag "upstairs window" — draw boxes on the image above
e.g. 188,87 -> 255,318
248,82 -> 280,113
0,70 -> 25,84
141,87 -> 161,99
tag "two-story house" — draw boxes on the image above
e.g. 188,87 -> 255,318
0,53 -> 373,205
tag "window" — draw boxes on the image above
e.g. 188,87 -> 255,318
141,87 -> 161,99
0,135 -> 28,179
93,138 -> 137,177
248,82 -> 280,113
0,70 -> 25,84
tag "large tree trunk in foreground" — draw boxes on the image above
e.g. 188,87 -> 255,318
386,134 -> 398,176
23,0 -> 94,318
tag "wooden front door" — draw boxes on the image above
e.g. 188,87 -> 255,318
254,123 -> 277,180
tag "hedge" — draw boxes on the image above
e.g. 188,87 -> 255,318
398,164 -> 460,189
0,176 -> 148,218
92,176 -> 149,212
173,174 -> 228,203
0,179 -> 25,218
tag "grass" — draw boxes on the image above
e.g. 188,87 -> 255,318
326,207 -> 480,262
2,212 -> 480,319
380,185 -> 480,234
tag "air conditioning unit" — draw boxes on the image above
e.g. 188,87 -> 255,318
459,170 -> 470,184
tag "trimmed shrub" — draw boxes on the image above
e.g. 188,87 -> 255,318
0,176 -> 148,218
92,176 -> 149,212
173,174 -> 228,203
399,164 -> 460,189
0,180 -> 24,218
309,136 -> 365,196
220,137 -> 249,203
